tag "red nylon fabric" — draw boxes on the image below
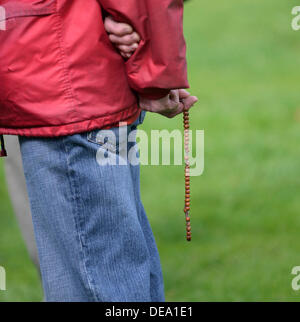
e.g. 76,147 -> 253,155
0,0 -> 189,137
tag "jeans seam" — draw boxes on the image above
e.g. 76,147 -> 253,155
62,137 -> 100,302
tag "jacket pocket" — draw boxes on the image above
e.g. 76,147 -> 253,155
0,0 -> 56,30
0,0 -> 76,128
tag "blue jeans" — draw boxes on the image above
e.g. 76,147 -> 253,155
19,112 -> 165,302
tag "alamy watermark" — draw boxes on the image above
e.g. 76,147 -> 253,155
95,124 -> 204,177
291,266 -> 300,291
292,6 -> 300,30
0,5 -> 6,31
0,266 -> 6,291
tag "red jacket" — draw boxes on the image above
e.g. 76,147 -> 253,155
0,0 -> 189,138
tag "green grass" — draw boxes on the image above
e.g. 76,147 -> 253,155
1,0 -> 300,301
0,166 -> 43,302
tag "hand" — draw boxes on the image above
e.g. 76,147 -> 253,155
104,16 -> 140,59
139,89 -> 198,118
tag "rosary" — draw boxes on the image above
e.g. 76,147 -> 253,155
183,108 -> 191,242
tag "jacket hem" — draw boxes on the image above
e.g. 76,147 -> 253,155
0,103 -> 141,137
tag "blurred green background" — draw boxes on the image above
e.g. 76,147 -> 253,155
1,0 -> 300,301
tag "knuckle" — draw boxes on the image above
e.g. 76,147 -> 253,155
108,34 -> 116,42
119,45 -> 131,53
104,23 -> 113,34
132,32 -> 139,41
124,35 -> 133,45
125,34 -> 136,44
115,25 -> 125,36
119,25 -> 129,36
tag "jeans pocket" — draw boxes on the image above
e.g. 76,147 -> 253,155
86,111 -> 146,157
87,128 -> 118,154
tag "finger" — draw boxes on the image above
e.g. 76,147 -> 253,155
104,16 -> 133,36
182,95 -> 198,110
120,52 -> 132,59
109,32 -> 140,46
117,43 -> 139,53
178,88 -> 198,110
178,89 -> 191,100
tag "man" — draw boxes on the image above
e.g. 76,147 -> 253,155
3,14 -> 153,285
0,0 -> 197,301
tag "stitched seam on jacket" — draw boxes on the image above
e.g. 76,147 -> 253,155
52,2 -> 79,119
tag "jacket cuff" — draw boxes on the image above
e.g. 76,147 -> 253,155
138,89 -> 170,100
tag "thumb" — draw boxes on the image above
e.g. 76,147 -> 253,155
178,89 -> 198,109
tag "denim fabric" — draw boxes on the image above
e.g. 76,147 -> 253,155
19,111 -> 165,302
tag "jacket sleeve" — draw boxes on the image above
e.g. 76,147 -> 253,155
99,0 -> 189,99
